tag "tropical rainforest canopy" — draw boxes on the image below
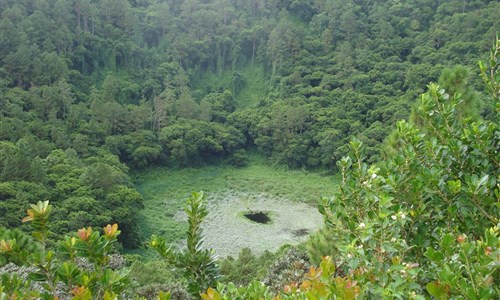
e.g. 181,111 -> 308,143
0,0 -> 499,299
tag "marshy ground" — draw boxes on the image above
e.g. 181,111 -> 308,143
133,158 -> 338,257
200,191 -> 323,258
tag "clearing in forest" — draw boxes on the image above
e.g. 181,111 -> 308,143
133,160 -> 338,257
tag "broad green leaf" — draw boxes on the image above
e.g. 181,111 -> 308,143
426,282 -> 449,300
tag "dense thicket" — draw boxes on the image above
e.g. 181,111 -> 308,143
1,0 -> 498,245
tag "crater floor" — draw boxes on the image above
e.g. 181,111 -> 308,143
192,191 -> 324,258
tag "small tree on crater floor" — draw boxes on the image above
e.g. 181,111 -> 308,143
150,191 -> 220,297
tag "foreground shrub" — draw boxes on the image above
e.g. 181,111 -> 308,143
425,227 -> 499,299
0,201 -> 133,299
261,248 -> 311,294
219,248 -> 275,286
314,36 -> 500,298
202,256 -> 360,300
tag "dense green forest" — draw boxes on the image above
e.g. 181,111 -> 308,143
1,0 -> 498,246
0,0 -> 499,299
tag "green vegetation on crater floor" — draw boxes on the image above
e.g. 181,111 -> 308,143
133,155 -> 339,255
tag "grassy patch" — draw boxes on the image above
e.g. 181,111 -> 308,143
132,157 -> 339,256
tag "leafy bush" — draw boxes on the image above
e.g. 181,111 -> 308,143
0,201 -> 132,299
227,149 -> 248,167
219,248 -> 275,286
425,228 -> 499,299
202,257 -> 360,300
261,248 -> 311,294
135,283 -> 189,300
149,191 -> 220,297
0,228 -> 40,266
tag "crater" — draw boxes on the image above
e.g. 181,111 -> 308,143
244,211 -> 271,224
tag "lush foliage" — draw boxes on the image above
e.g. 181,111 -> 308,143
0,147 -> 143,247
1,0 -> 499,299
219,248 -> 275,287
202,36 -> 500,299
149,192 -> 220,297
0,201 -> 133,299
1,0 -> 498,250
201,256 -> 361,300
